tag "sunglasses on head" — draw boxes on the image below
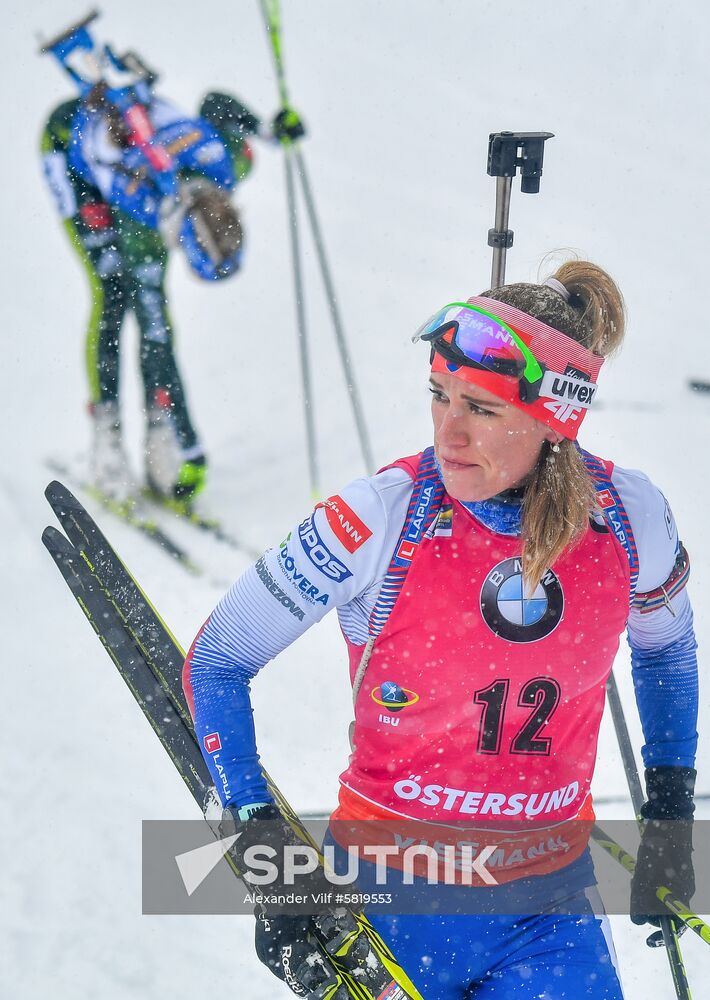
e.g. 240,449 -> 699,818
413,302 -> 546,403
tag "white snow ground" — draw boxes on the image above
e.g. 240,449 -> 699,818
3,1 -> 710,996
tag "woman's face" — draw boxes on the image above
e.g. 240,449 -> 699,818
430,371 -> 560,502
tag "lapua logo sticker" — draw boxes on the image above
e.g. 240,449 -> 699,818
596,489 -> 615,510
203,732 -> 222,754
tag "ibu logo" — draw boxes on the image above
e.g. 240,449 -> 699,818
371,681 -> 420,713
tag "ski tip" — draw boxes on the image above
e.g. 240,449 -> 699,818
45,479 -> 80,509
41,524 -> 71,553
45,479 -> 70,501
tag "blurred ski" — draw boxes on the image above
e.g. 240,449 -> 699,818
142,486 -> 263,560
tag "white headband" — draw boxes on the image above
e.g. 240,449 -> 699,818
543,277 -> 571,302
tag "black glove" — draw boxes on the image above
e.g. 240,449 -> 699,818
271,107 -> 306,143
221,804 -> 331,913
199,91 -> 262,138
630,766 -> 695,945
255,911 -> 350,998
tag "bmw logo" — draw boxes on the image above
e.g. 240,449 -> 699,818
480,557 -> 564,643
370,681 -> 420,712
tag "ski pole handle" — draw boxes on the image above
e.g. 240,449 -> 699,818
592,823 -> 710,945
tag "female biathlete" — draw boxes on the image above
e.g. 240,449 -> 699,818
184,261 -> 698,998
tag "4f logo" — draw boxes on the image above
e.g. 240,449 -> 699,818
542,400 -> 582,424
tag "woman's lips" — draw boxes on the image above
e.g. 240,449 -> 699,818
441,457 -> 478,471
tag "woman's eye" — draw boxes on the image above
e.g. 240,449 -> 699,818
429,386 -> 495,415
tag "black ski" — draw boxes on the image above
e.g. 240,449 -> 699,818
41,526 -> 218,807
43,482 -> 422,1000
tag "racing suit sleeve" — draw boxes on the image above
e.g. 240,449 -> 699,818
616,467 -> 698,769
183,469 -> 411,809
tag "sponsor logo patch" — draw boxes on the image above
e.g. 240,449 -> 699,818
297,516 -> 353,582
396,539 -> 418,562
539,370 -> 597,408
376,983 -> 407,1000
392,481 -> 438,566
277,536 -> 330,606
255,557 -> 306,621
563,364 -> 590,381
480,557 -> 564,643
319,495 -> 372,553
542,400 -> 583,424
371,681 -> 420,712
596,489 -> 615,509
425,504 -> 453,539
203,732 -> 222,754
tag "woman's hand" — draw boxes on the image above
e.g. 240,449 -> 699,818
630,766 -> 695,945
255,911 -> 348,997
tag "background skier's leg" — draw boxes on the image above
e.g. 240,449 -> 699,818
119,215 -> 206,501
63,212 -> 127,408
63,212 -> 135,500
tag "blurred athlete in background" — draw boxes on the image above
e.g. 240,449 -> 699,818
41,34 -> 303,505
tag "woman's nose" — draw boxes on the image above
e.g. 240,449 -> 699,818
438,406 -> 469,445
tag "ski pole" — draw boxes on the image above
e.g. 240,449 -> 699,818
486,132 -> 553,289
259,0 -> 375,477
284,148 -> 320,498
258,0 -> 319,496
605,671 -> 692,1000
293,147 -> 375,474
591,823 -> 710,945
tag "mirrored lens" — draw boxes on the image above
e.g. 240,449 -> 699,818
454,308 -> 525,376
